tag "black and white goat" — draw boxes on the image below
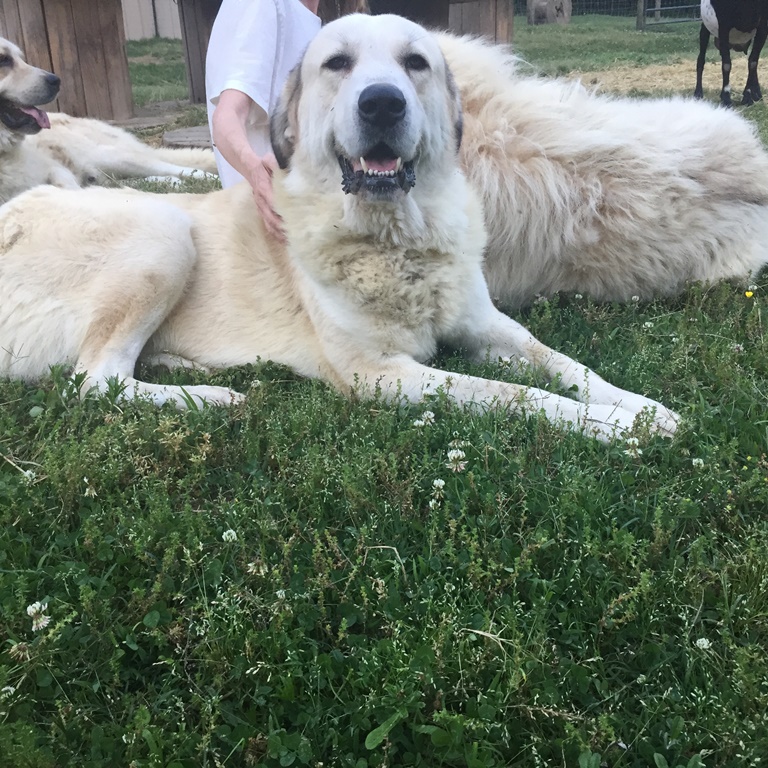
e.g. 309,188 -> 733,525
694,0 -> 768,106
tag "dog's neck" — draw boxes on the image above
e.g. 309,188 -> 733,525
277,163 -> 475,252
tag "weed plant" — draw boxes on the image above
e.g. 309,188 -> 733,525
2,17 -> 768,768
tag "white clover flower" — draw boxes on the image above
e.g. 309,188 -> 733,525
275,589 -> 287,600
692,458 -> 705,468
432,478 -> 445,490
83,477 -> 97,498
445,448 -> 467,473
221,529 -> 238,543
246,561 -> 268,576
421,410 -> 435,425
574,293 -> 583,299
695,637 -> 712,650
21,469 -> 36,484
749,284 -> 758,292
732,343 -> 745,354
27,601 -> 50,632
643,321 -> 654,329
626,437 -> 640,447
624,448 -> 643,458
428,498 -> 440,510
26,601 -> 47,617
631,295 -> 640,302
412,419 -> 426,427
32,614 -> 51,632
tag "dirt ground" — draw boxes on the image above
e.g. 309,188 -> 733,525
570,56 -> 752,96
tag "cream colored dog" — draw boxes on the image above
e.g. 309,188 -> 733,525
0,37 -> 217,204
0,15 -> 678,443
440,33 -> 768,308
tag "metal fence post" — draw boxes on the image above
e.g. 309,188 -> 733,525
636,0 -> 645,29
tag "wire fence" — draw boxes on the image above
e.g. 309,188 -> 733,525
513,0 -> 701,26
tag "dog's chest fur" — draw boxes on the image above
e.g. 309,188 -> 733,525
327,239 -> 466,327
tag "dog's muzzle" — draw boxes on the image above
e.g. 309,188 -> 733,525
338,84 -> 417,196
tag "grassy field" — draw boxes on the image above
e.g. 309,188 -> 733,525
3,16 -> 768,768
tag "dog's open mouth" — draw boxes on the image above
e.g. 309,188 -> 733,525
338,143 -> 416,196
0,99 -> 51,134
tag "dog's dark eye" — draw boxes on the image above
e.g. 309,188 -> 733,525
0,54 -> 12,68
404,54 -> 429,72
323,54 -> 352,72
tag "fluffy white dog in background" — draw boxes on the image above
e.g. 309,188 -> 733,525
440,33 -> 768,307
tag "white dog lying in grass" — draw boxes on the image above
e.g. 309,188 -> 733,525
0,15 -> 679,444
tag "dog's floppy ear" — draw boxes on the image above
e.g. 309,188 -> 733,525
445,65 -> 463,152
270,63 -> 303,170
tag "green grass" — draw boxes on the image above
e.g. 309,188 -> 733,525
127,37 -> 190,107
4,18 -> 768,768
513,15 -> 699,76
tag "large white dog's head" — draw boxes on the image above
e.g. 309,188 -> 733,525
0,38 -> 60,135
270,14 -> 463,202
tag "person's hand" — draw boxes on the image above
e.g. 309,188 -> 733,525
245,153 -> 286,243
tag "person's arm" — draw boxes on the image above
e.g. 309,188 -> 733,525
211,88 -> 285,241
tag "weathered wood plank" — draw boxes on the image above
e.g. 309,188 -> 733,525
178,0 -> 220,103
495,0 -> 514,42
69,0 -> 113,118
17,0 -> 48,64
96,0 -> 133,119
0,0 -> 23,48
42,0 -> 87,116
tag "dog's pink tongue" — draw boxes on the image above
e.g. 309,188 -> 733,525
19,106 -> 50,129
366,158 -> 398,173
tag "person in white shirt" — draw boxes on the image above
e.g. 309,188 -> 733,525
206,0 -> 322,240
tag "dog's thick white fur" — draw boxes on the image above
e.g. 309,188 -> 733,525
0,15 -> 678,443
0,37 -> 217,204
440,33 -> 768,308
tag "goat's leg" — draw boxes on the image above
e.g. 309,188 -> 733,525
743,18 -> 768,105
694,23 -> 710,99
719,23 -> 734,106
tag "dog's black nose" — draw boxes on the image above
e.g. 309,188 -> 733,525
358,84 -> 406,128
45,72 -> 60,89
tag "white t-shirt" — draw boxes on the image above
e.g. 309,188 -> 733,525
205,0 -> 321,187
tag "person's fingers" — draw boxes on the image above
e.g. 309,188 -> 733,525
247,159 -> 287,242
253,190 -> 286,242
262,153 -> 279,175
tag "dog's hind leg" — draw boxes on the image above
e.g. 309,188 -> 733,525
72,211 -> 240,409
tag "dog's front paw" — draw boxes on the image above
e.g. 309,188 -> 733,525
644,404 -> 680,439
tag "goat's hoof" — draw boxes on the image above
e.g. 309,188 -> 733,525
693,88 -> 704,99
742,88 -> 763,106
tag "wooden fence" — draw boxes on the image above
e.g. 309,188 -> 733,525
123,0 -> 182,40
0,0 -> 133,120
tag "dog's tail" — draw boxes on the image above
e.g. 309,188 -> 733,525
151,147 -> 218,174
